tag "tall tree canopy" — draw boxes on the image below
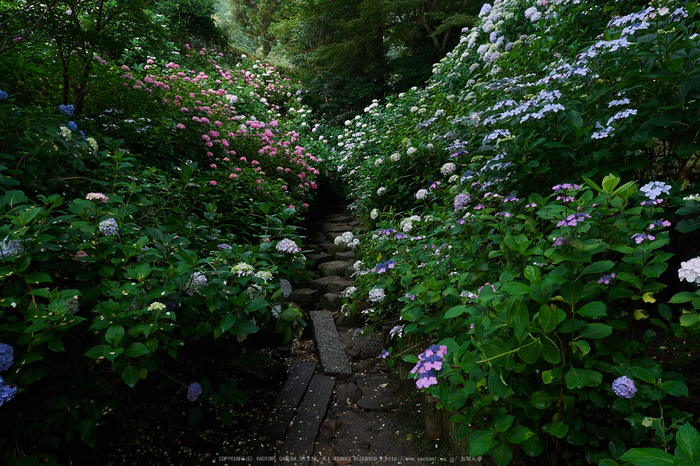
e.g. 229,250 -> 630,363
227,0 -> 486,122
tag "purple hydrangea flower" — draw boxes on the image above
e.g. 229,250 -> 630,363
611,376 -> 636,398
556,213 -> 591,227
0,376 -> 17,407
276,238 -> 299,254
598,273 -> 616,284
454,193 -> 471,211
98,218 -> 118,236
648,219 -> 671,230
552,237 -> 568,247
0,343 -> 13,372
379,349 -> 389,359
411,345 -> 448,389
217,243 -> 232,250
631,233 -> 655,244
187,382 -> 202,401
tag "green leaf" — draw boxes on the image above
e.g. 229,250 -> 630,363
567,109 -> 583,129
124,342 -> 151,358
658,380 -> 688,397
629,367 -> 656,384
85,345 -> 110,359
565,367 -> 590,389
676,422 -> 700,462
488,369 -> 513,397
541,335 -> 561,364
483,339 -> 512,365
24,272 -> 52,284
538,305 -> 559,332
531,391 -> 554,409
105,325 -> 125,346
445,304 -> 467,318
670,291 -> 699,304
236,319 -> 259,334
577,323 -> 613,340
47,339 -> 65,352
602,174 -> 621,193
505,425 -> 535,444
581,261 -> 614,276
501,281 -> 532,296
218,314 -> 237,333
489,440 -> 513,466
468,430 -> 494,456
619,448 -> 675,466
680,313 -> 700,327
494,415 -> 515,433
577,301 -> 607,318
79,418 -> 98,445
519,339 -> 542,364
122,364 -> 140,388
546,421 -> 569,438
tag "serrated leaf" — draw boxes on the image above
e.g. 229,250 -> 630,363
505,425 -> 535,444
565,367 -> 590,389
489,440 -> 513,466
105,325 -> 125,346
676,422 -> 700,462
577,323 -> 613,340
445,304 -> 467,318
577,301 -> 606,318
124,342 -> 151,358
494,415 -> 515,433
658,380 -> 688,397
581,261 -> 614,276
619,448 -> 675,466
122,364 -> 140,388
468,430 -> 494,456
538,305 -> 559,332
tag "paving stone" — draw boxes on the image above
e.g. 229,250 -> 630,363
310,275 -> 344,293
326,231 -> 345,242
318,260 -> 352,277
317,292 -> 343,312
334,251 -> 355,262
277,373 -> 336,466
355,396 -> 397,411
259,361 -> 318,440
335,381 -> 362,405
326,280 -> 354,293
305,252 -> 334,270
310,311 -> 353,378
288,288 -> 320,312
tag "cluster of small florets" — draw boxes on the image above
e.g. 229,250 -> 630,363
611,376 -> 637,399
411,345 -> 448,389
639,181 -> 671,200
0,239 -> 24,259
86,192 -> 109,203
0,343 -> 16,407
679,257 -> 700,284
98,218 -> 119,236
276,238 -> 300,254
334,231 -> 360,249
556,213 -> 591,228
231,262 -> 254,277
454,193 -> 471,211
368,288 -> 386,302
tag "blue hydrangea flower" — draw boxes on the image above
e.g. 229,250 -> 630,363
0,376 -> 17,407
187,382 -> 202,401
1,239 -> 24,259
59,104 -> 75,116
68,121 -> 78,132
612,376 -> 637,399
0,90 -> 8,100
0,344 -> 14,372
98,218 -> 118,236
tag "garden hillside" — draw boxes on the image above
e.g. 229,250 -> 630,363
324,0 -> 700,464
0,1 -> 342,464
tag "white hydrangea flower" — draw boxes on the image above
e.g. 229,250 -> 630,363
377,187 -> 387,196
368,288 -> 386,302
679,257 -> 700,284
342,286 -> 356,298
353,260 -> 364,271
231,262 -> 254,276
406,147 -> 418,156
390,153 -> 401,162
370,208 -> 378,220
441,162 -> 456,175
254,271 -> 273,282
415,189 -> 429,200
148,302 -> 166,312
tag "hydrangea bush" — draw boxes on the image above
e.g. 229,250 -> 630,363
331,0 -> 700,464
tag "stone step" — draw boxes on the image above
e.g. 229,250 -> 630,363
305,252 -> 334,270
324,213 -> 352,222
259,361 -> 318,440
334,250 -> 355,262
322,223 -> 354,233
310,311 -> 353,379
318,260 -> 352,277
310,275 -> 345,294
326,280 -> 354,293
277,373 -> 336,466
287,288 -> 321,312
317,292 -> 343,312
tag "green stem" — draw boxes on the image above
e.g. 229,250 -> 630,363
476,337 -> 540,365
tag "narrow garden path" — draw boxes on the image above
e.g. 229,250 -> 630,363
249,208 -> 433,466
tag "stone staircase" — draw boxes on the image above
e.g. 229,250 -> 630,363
255,208 -> 364,466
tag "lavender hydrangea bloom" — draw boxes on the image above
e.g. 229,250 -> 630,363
187,382 -> 202,401
185,272 -> 207,295
0,343 -> 13,371
0,376 -> 17,407
59,104 -> 75,116
411,345 -> 448,389
0,239 -> 24,258
611,376 -> 637,398
98,218 -> 118,236
454,193 -> 471,210
276,238 -> 299,254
